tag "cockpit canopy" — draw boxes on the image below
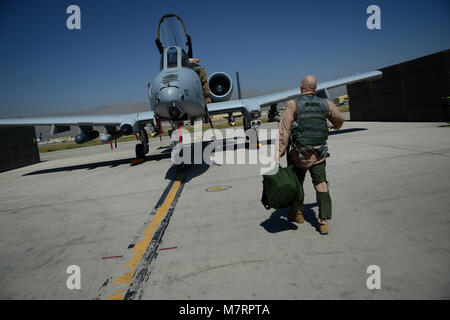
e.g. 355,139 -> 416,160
155,14 -> 193,59
160,46 -> 190,70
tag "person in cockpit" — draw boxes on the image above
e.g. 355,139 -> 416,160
189,58 -> 211,105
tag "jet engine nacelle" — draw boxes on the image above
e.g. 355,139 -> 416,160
208,72 -> 233,102
120,116 -> 139,136
75,130 -> 99,144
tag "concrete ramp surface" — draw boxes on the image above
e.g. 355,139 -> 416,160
0,122 -> 449,299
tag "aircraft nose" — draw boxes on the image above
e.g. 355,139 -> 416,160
158,86 -> 184,119
159,86 -> 182,103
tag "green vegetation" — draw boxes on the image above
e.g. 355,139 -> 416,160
338,105 -> 349,113
38,134 -> 139,153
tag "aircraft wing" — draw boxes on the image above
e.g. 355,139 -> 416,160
0,111 -> 155,133
207,70 -> 382,116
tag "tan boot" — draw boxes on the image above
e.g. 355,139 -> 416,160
318,222 -> 329,235
288,209 -> 304,224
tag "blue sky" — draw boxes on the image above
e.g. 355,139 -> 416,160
0,0 -> 449,117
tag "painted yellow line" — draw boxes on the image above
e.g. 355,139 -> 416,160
107,289 -> 125,300
107,171 -> 184,300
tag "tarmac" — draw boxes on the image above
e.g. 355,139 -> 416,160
0,120 -> 449,299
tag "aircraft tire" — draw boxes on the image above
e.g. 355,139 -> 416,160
135,143 -> 146,159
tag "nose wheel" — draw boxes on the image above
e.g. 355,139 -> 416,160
168,122 -> 185,169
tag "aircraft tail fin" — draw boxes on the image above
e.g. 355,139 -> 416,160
236,70 -> 242,100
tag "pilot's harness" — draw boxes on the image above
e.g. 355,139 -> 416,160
291,141 -> 330,160
290,94 -> 330,160
290,120 -> 330,159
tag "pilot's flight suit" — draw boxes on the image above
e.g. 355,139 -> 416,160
191,63 -> 212,105
278,94 -> 344,224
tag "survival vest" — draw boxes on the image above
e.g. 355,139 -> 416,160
291,94 -> 329,147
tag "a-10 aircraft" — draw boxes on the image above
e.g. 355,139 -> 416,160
0,14 -> 382,159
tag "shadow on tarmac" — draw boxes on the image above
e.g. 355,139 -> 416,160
164,162 -> 210,184
329,128 -> 367,135
23,152 -> 172,176
25,138 -> 274,178
260,203 -> 319,233
25,125 -> 362,178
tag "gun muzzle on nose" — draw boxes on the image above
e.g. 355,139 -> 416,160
159,87 -> 184,119
169,105 -> 182,119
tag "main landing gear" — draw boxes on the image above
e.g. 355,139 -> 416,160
228,112 -> 236,126
135,127 -> 150,159
267,104 -> 280,122
243,114 -> 261,149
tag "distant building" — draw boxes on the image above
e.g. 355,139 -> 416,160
348,49 -> 449,121
334,94 -> 349,106
0,126 -> 40,173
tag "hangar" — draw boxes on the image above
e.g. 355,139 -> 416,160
348,49 -> 449,122
0,126 -> 40,173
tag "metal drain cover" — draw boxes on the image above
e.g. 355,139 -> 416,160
206,185 -> 231,192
